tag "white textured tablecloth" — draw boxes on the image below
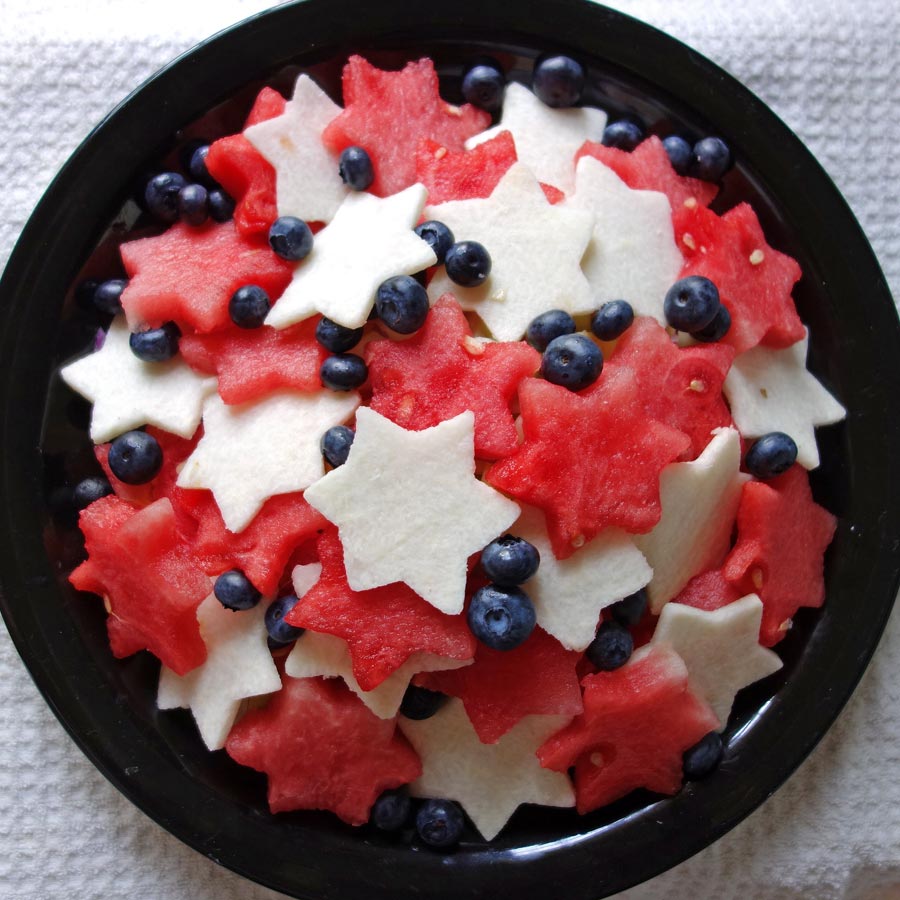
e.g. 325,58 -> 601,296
1,2 -> 898,898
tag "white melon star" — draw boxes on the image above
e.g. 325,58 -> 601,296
60,318 -> 216,443
303,408 -> 519,615
635,427 -> 749,614
514,506 -> 651,651
400,700 -> 575,840
244,74 -> 347,224
465,82 -> 606,193
723,331 -> 846,469
649,594 -> 782,728
176,389 -> 360,532
157,594 -> 281,750
564,155 -> 683,324
264,184 -> 437,330
425,163 -> 594,341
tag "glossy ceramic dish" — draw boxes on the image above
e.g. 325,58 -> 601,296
1,1 -> 898,897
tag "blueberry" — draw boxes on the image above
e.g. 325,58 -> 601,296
590,300 -> 634,341
692,304 -> 731,343
265,594 -> 304,646
745,432 -> 798,480
467,584 -> 536,651
269,216 -> 314,261
178,183 -> 209,226
229,285 -> 271,329
178,138 -> 208,172
188,144 -> 219,189
461,63 -> 505,112
93,278 -> 127,315
663,276 -> 721,333
541,333 -> 603,391
585,621 -> 633,671
129,322 -> 181,362
532,54 -> 585,108
526,309 -> 577,352
692,137 -> 733,182
375,275 -> 430,334
662,135 -> 693,175
416,799 -> 465,849
208,189 -> 235,222
72,476 -> 113,510
601,119 -> 644,152
609,588 -> 647,627
315,317 -> 364,353
682,731 -> 724,779
371,787 -> 412,831
399,685 -> 447,720
320,354 -> 368,391
144,172 -> 187,223
107,431 -> 163,485
321,424 -> 355,468
444,241 -> 491,287
338,146 -> 375,191
214,569 -> 262,612
480,535 -> 540,585
414,220 -> 455,264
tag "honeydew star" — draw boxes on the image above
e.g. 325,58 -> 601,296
264,183 -> 437,331
425,163 -> 594,342
177,389 -> 360,533
60,317 -> 216,443
303,408 -> 520,615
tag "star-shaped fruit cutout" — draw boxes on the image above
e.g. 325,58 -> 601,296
321,55 -> 490,197
120,221 -> 294,334
537,645 -> 719,813
511,505 -> 651,651
244,74 -> 347,224
303,408 -> 519,614
157,594 -> 281,749
649,594 -> 782,728
723,331 -> 846,469
425,164 -> 594,341
635,427 -> 749,614
723,466 -> 837,647
487,368 -> 690,559
177,389 -> 360,533
400,700 -> 575,839
60,318 -> 216,443
564,156 -> 683,324
226,674 -> 421,824
264,184 -> 436,330
366,295 -> 539,460
466,82 -> 606,193
285,529 -> 476,690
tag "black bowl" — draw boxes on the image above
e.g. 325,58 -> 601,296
1,1 -> 898,898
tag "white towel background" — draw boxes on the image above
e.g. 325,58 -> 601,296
1,2 -> 897,898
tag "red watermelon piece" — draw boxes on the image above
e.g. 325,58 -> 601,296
205,86 -> 285,237
419,626 -> 583,744
673,568 -> 742,613
366,295 -> 540,459
120,220 -> 293,334
723,466 -> 836,646
179,318 -> 326,405
486,367 -> 690,559
69,496 -> 211,675
322,56 -> 490,197
576,136 -> 718,212
226,674 -> 421,823
673,202 -> 805,354
537,645 -> 719,813
285,528 -> 476,690
606,316 -> 735,459
415,132 -> 518,204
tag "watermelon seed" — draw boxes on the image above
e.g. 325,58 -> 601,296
589,752 -> 605,768
684,197 -> 698,209
750,249 -> 765,265
463,335 -> 486,356
689,379 -> 706,393
434,146 -> 448,160
682,233 -> 697,250
760,388 -> 769,398
752,568 -> 764,590
571,534 -> 586,548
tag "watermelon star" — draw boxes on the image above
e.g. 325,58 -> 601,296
303,408 -> 519,615
425,164 -> 595,341
366,295 -> 540,460
400,700 -> 575,840
244,74 -> 348,224
157,594 -> 281,750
